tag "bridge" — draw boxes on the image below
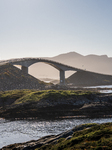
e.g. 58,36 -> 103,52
2,58 -> 85,85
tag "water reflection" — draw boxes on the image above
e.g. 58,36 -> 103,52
0,118 -> 112,148
84,85 -> 112,88
83,85 -> 112,93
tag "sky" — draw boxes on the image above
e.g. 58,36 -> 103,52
0,0 -> 112,60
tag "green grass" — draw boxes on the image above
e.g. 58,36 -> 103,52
36,122 -> 112,150
0,89 -> 33,99
0,89 -> 98,106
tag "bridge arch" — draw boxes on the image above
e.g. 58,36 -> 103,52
11,58 -> 66,85
9,58 -> 82,85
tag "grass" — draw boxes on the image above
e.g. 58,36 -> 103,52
35,122 -> 112,150
0,89 -> 33,100
4,72 -> 10,76
0,89 -> 98,105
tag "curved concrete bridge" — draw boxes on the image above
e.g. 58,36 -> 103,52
6,58 -> 84,85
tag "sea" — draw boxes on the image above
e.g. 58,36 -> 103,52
84,85 -> 112,93
0,85 -> 112,148
0,118 -> 112,148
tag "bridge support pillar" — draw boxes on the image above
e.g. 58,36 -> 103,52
21,66 -> 28,74
60,70 -> 65,85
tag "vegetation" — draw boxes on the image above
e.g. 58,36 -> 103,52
0,64 -> 46,91
36,122 -> 112,150
1,89 -> 105,119
0,89 -> 98,105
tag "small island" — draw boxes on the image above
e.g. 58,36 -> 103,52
0,89 -> 112,120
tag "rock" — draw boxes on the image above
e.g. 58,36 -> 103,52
1,124 -> 96,150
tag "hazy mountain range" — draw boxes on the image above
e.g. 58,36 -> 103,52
29,52 -> 112,80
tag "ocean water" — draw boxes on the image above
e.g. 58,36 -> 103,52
84,85 -> 112,89
84,85 -> 112,93
0,118 -> 112,148
1,85 -> 112,148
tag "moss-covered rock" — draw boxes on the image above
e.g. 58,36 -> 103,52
0,89 -> 112,119
1,123 -> 112,150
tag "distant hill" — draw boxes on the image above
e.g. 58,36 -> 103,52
52,51 -> 83,62
29,52 -> 112,80
66,71 -> 112,86
0,64 -> 45,91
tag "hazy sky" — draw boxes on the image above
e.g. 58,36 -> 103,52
0,0 -> 112,60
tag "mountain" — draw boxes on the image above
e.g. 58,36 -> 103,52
29,52 -> 112,80
52,51 -> 83,62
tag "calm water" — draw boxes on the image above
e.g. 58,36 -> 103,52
84,85 -> 112,93
0,118 -> 112,148
84,85 -> 112,88
68,85 -> 112,93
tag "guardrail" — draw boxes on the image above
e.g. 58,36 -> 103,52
1,57 -> 84,71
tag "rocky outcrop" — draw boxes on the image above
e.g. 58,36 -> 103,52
0,64 -> 46,91
1,124 -> 96,150
0,91 -> 112,119
2,122 -> 112,150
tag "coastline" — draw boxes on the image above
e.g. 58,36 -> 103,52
0,89 -> 112,120
1,122 -> 112,150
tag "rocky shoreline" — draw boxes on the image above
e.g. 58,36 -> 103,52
0,90 -> 112,120
1,122 -> 112,150
0,90 -> 112,149
0,123 -> 97,150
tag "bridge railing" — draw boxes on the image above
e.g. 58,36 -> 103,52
3,57 -> 85,72
37,58 -> 83,71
